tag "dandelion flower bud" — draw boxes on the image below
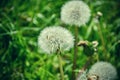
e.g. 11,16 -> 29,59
61,0 -> 91,26
88,62 -> 117,80
38,26 -> 74,54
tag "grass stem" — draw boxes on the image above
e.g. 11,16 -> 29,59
97,24 -> 108,59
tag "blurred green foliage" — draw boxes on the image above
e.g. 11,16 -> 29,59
0,0 -> 120,80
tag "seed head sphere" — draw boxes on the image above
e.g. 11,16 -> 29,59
88,62 -> 117,80
61,1 -> 90,26
38,26 -> 74,54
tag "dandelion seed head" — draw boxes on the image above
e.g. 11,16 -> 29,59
88,62 -> 117,80
38,26 -> 74,54
61,0 -> 91,26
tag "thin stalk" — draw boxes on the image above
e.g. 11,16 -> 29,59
76,56 -> 91,80
57,51 -> 64,80
83,58 -> 90,70
72,26 -> 78,79
97,24 -> 108,59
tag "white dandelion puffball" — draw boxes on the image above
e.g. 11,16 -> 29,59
61,0 -> 91,26
88,62 -> 117,80
38,26 -> 74,54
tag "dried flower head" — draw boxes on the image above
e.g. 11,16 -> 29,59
38,26 -> 74,54
88,62 -> 117,80
61,0 -> 91,26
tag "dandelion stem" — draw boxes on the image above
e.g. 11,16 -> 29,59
83,56 -> 92,70
72,26 -> 78,79
57,51 -> 64,80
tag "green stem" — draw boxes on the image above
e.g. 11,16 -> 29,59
57,51 -> 64,80
72,26 -> 78,79
97,24 -> 108,59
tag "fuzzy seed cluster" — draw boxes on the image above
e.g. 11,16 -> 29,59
38,26 -> 74,54
88,62 -> 117,80
61,0 -> 91,26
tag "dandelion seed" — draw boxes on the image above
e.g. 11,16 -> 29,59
88,61 -> 117,80
38,26 -> 74,54
61,0 -> 91,26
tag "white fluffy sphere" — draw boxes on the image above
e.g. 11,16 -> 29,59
38,26 -> 74,54
61,0 -> 91,26
88,62 -> 117,80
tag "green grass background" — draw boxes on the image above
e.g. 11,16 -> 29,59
0,0 -> 120,80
